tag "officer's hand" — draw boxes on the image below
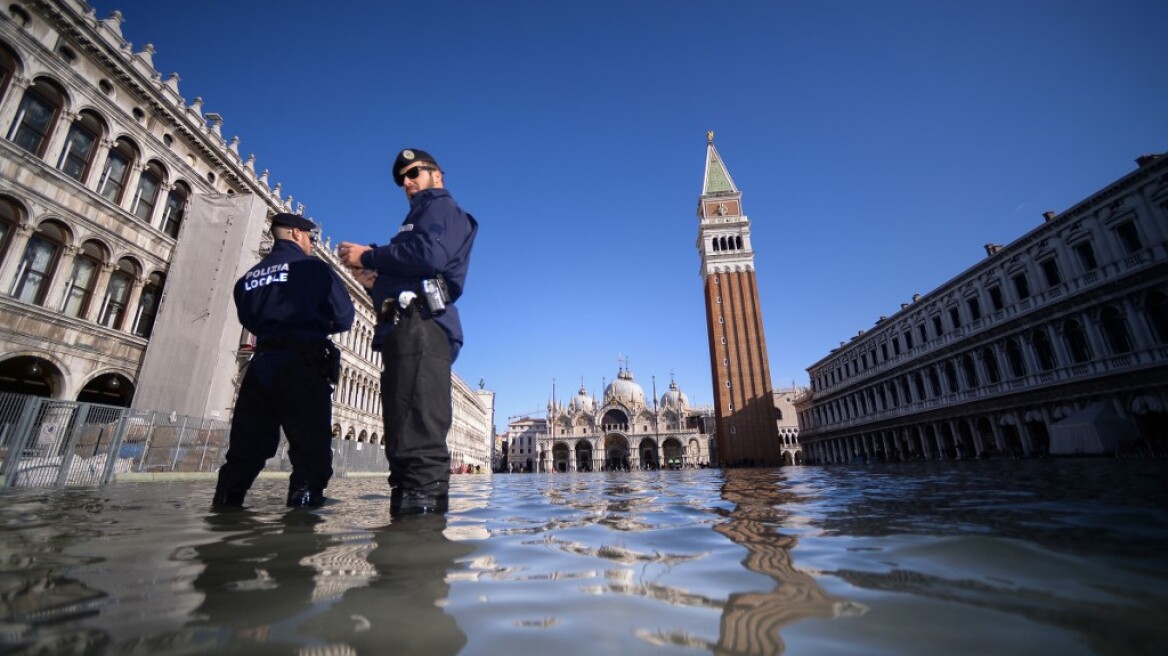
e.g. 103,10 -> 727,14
353,268 -> 377,289
336,241 -> 370,269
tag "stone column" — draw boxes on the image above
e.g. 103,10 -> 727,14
121,162 -> 145,215
45,243 -> 79,312
121,274 -> 145,332
0,77 -> 31,138
0,221 -> 34,293
90,139 -> 115,197
84,260 -> 115,323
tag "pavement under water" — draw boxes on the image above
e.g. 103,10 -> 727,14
1,459 -> 1165,655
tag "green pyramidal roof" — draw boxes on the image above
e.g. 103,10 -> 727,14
703,141 -> 738,196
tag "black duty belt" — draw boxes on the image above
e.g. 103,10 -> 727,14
378,298 -> 422,325
255,337 -> 329,352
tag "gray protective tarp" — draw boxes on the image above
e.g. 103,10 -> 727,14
1048,402 -> 1137,455
133,193 -> 268,419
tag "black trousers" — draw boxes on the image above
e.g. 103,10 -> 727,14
380,307 -> 452,494
216,349 -> 334,501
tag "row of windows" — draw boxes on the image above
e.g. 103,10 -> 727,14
2,44 -> 190,238
337,369 -> 379,415
803,292 -> 1168,429
0,199 -> 166,337
711,235 -> 744,252
814,216 -> 1155,391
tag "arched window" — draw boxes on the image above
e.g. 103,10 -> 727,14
60,240 -> 105,318
0,43 -> 16,103
58,110 -> 104,182
133,272 -> 164,338
0,196 -> 20,269
961,354 -> 978,388
97,137 -> 138,204
10,221 -> 66,305
8,77 -> 65,156
1030,328 -> 1057,371
943,361 -> 959,393
927,368 -> 942,397
980,347 -> 1000,383
1005,338 -> 1026,378
160,182 -> 189,238
131,160 -> 165,222
1099,305 -> 1132,354
99,257 -> 138,329
1146,292 -> 1168,345
1062,319 -> 1092,363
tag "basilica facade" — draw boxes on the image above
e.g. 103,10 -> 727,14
536,368 -> 713,472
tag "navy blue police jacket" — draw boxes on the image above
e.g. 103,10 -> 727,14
361,188 -> 477,362
235,239 -> 355,346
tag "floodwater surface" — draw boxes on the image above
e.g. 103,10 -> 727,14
1,460 -> 1166,655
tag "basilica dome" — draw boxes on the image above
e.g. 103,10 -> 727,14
660,379 -> 688,410
569,385 -> 594,413
604,369 -> 645,407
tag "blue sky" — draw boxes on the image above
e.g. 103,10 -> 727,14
96,0 -> 1167,433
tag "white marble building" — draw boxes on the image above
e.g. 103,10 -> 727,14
537,368 -> 713,472
0,1 -> 491,465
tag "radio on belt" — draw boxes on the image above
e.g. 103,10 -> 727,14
421,276 -> 450,315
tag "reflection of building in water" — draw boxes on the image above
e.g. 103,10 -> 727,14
0,2 -> 492,460
711,470 -> 863,654
532,366 -> 714,472
795,154 -> 1168,463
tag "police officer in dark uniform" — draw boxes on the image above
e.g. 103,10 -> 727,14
337,148 -> 477,516
213,213 -> 355,509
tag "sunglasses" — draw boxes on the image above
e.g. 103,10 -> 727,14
398,165 -> 437,185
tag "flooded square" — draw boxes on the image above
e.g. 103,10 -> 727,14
1,461 -> 1166,655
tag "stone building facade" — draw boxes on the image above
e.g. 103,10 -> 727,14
0,1 -> 491,463
795,154 -> 1168,463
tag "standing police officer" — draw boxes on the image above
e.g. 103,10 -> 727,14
337,148 -> 477,516
214,213 -> 355,509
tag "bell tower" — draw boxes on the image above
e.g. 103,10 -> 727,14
696,132 -> 780,466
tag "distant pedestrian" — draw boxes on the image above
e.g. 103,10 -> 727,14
213,213 -> 354,509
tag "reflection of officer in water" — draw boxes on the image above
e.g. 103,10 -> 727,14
304,515 -> 474,655
188,511 -> 335,651
214,213 -> 355,509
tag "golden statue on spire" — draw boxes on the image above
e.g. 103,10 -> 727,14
707,130 -> 715,143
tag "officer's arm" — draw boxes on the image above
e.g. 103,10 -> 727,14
361,199 -> 457,277
233,280 -> 261,334
323,265 -> 356,333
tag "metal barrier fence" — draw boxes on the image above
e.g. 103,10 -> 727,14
0,392 -> 386,488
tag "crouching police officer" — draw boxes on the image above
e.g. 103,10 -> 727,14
337,148 -> 477,516
213,213 -> 355,509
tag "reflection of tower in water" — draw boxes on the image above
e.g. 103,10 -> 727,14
711,469 -> 866,654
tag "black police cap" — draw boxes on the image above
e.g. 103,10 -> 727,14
270,212 -> 316,231
393,148 -> 440,186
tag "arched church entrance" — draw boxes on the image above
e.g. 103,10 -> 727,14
639,438 -> 659,470
575,441 -> 593,472
604,434 -> 629,471
552,442 -> 570,472
662,437 -> 683,469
